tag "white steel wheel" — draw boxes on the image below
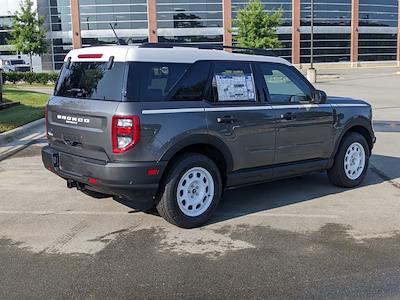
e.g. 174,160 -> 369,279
344,142 -> 366,180
176,167 -> 215,217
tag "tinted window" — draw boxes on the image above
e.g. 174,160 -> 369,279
126,62 -> 190,102
171,61 -> 211,101
55,62 -> 125,101
260,64 -> 312,104
211,62 -> 256,102
11,60 -> 25,65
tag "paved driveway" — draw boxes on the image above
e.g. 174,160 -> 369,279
0,68 -> 399,299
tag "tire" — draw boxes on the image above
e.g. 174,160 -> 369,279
156,153 -> 223,228
328,132 -> 370,188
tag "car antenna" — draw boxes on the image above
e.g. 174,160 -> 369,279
109,23 -> 127,45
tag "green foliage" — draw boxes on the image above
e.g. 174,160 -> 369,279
3,72 -> 20,84
0,87 -> 49,133
233,0 -> 283,49
24,72 -> 35,84
7,0 -> 48,70
3,72 -> 58,85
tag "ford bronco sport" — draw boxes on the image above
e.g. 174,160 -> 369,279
42,44 -> 375,228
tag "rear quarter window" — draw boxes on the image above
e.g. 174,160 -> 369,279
54,62 -> 125,101
126,62 -> 190,102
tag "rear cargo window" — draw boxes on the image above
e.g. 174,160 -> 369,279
126,62 -> 190,102
54,62 -> 125,101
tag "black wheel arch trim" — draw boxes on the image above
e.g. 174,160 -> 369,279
331,116 -> 375,162
159,134 -> 234,172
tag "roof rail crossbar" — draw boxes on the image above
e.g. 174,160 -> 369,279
139,43 -> 278,57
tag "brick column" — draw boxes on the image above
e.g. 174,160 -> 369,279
223,0 -> 232,49
350,0 -> 359,67
147,0 -> 158,43
291,0 -> 300,64
397,0 -> 400,66
70,0 -> 82,49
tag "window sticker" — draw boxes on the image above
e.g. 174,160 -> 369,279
215,74 -> 256,101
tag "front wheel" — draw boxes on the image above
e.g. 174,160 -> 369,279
328,132 -> 370,188
156,153 -> 222,228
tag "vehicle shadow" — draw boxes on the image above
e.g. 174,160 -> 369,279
113,154 -> 400,225
208,153 -> 400,225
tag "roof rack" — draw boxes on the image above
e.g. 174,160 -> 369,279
138,43 -> 278,57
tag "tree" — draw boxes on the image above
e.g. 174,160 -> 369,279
233,0 -> 283,49
8,0 -> 48,72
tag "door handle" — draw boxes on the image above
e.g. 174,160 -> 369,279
217,116 -> 238,124
281,112 -> 295,120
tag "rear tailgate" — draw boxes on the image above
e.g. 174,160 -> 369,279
47,47 -> 129,162
47,97 -> 120,161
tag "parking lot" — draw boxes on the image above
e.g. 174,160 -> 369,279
0,67 -> 399,299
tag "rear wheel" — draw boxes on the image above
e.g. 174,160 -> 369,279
156,153 -> 222,228
328,132 -> 370,188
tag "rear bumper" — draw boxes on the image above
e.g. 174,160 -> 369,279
42,146 -> 167,209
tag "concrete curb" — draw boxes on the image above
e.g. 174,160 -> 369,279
0,133 -> 45,161
0,118 -> 45,145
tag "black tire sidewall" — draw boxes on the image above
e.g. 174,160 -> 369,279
159,154 -> 222,228
330,132 -> 370,187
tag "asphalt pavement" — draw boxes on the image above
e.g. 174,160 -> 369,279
0,67 -> 399,299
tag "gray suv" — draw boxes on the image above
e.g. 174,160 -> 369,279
42,44 -> 375,228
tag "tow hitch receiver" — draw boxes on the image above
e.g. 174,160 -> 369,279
67,180 -> 86,190
52,153 -> 59,168
67,179 -> 77,189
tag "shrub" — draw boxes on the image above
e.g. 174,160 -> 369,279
48,72 -> 59,83
37,73 -> 49,85
3,72 -> 20,84
2,71 -> 58,85
24,72 -> 36,84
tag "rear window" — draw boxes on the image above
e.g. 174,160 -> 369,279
54,62 -> 125,101
126,62 -> 190,102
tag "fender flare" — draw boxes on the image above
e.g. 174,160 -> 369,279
331,116 -> 374,159
159,134 -> 234,172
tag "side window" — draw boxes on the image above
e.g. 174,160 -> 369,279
126,62 -> 190,102
170,61 -> 211,101
211,62 -> 256,102
260,63 -> 312,104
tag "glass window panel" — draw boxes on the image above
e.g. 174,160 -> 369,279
358,33 -> 397,61
126,62 -> 191,102
359,0 -> 398,26
300,33 -> 351,63
211,62 -> 256,102
55,62 -> 125,101
260,63 -> 311,103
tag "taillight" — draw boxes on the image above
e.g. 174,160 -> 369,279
45,104 -> 48,140
112,115 -> 140,154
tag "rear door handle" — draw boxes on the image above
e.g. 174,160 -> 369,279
217,116 -> 238,124
281,112 -> 295,120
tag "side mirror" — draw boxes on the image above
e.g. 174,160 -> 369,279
312,90 -> 327,104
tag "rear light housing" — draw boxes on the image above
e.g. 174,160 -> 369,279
112,115 -> 140,154
77,53 -> 103,59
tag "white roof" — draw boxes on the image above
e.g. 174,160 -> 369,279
65,45 -> 291,66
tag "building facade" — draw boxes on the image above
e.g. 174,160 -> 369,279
4,0 -> 400,70
0,0 -> 43,71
